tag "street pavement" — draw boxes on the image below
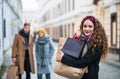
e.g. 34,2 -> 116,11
1,42 -> 120,79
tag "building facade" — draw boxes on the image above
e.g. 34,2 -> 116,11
38,0 -> 94,40
37,0 -> 120,53
0,0 -> 22,67
0,0 -> 4,68
103,0 -> 120,53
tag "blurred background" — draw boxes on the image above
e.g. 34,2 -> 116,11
0,0 -> 120,79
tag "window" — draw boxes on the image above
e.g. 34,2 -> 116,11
3,19 -> 6,38
111,13 -> 117,46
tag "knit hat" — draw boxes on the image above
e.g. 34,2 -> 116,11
38,28 -> 46,35
81,16 -> 95,25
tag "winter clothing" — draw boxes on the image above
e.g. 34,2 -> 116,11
19,29 -> 30,49
35,34 -> 55,74
12,29 -> 35,74
61,33 -> 103,79
38,28 -> 47,35
81,16 -> 95,25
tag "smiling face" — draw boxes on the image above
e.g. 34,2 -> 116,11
38,31 -> 44,38
82,19 -> 94,36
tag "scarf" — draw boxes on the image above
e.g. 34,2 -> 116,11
37,35 -> 49,67
72,32 -> 94,49
19,29 -> 30,49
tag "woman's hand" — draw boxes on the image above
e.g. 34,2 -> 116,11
56,52 -> 64,62
12,58 -> 16,65
74,29 -> 81,37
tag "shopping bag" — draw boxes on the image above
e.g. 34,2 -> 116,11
54,37 -> 87,79
6,65 -> 19,79
61,37 -> 85,58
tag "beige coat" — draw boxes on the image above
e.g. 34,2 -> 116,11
12,34 -> 35,74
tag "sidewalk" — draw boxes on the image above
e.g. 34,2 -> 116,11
1,42 -> 67,79
1,42 -> 120,79
104,52 -> 120,68
1,48 -> 37,79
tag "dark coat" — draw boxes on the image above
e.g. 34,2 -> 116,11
61,43 -> 103,79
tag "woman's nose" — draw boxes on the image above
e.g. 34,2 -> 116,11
86,27 -> 89,30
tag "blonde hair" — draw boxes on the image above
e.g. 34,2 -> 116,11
38,28 -> 46,35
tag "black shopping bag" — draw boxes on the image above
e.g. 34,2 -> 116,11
61,37 -> 85,58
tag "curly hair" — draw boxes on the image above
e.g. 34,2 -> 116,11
80,16 -> 108,59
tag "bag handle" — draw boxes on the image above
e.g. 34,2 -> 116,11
72,33 -> 80,40
72,32 -> 93,43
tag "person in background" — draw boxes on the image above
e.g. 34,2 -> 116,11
35,28 -> 55,79
56,16 -> 108,79
12,23 -> 35,79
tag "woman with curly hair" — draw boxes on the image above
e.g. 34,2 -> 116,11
56,16 -> 108,79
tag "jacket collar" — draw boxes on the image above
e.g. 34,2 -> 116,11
18,34 -> 32,45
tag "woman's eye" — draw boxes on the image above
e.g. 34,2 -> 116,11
83,25 -> 87,28
83,25 -> 93,28
89,25 -> 93,28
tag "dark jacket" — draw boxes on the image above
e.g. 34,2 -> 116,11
61,42 -> 103,79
